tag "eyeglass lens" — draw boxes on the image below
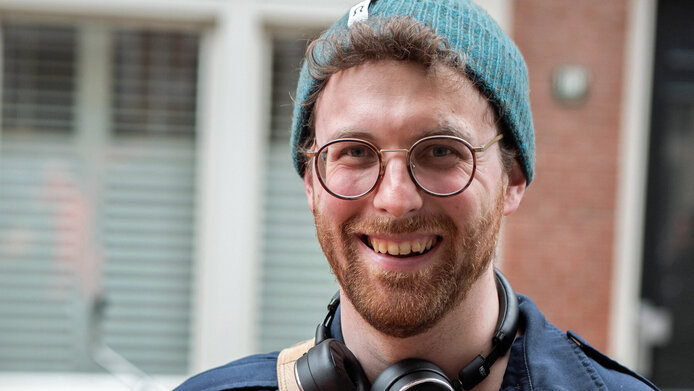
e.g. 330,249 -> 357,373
315,138 -> 475,198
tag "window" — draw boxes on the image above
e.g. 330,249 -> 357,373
0,22 -> 199,374
257,34 -> 338,352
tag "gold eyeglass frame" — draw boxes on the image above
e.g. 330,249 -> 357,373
306,134 -> 504,200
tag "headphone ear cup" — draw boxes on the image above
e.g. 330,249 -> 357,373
296,339 -> 370,391
371,359 -> 455,391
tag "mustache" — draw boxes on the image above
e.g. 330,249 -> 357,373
342,214 -> 458,236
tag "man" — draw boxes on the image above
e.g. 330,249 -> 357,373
176,0 -> 659,390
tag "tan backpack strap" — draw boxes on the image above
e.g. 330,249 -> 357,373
277,339 -> 315,391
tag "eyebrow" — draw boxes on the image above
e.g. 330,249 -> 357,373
420,125 -> 474,140
329,125 -> 475,143
330,129 -> 375,141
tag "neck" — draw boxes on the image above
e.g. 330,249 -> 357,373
340,267 -> 509,391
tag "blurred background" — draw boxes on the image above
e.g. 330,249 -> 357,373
0,0 -> 691,390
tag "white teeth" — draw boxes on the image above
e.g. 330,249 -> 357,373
368,237 -> 436,255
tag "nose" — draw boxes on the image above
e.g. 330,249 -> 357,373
372,155 -> 424,218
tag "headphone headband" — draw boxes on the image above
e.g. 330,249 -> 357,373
458,269 -> 519,389
298,268 -> 519,391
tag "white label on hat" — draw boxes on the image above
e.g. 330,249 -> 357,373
348,0 -> 371,27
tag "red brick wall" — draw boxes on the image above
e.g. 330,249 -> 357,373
502,0 -> 629,351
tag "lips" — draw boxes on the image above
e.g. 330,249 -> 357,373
364,236 -> 439,256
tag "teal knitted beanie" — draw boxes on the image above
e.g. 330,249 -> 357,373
290,0 -> 535,184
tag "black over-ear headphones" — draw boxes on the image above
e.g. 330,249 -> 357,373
295,269 -> 519,391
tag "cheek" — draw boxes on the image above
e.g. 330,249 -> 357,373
438,194 -> 478,223
312,186 -> 362,224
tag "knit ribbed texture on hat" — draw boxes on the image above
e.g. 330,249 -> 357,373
290,0 -> 535,184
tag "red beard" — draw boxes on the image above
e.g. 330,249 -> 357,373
313,189 -> 505,338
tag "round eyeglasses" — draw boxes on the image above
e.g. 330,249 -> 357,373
306,134 -> 503,200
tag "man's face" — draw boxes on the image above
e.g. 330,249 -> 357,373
304,60 -> 525,338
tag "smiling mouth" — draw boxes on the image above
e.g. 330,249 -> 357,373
362,236 -> 439,257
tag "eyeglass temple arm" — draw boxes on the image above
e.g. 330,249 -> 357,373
472,134 -> 504,153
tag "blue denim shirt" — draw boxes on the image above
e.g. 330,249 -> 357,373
175,295 -> 659,391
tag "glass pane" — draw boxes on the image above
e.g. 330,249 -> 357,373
2,23 -> 76,134
0,23 -> 83,371
111,30 -> 199,137
102,28 -> 200,374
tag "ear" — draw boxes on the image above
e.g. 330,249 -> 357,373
503,160 -> 526,216
304,169 -> 315,213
